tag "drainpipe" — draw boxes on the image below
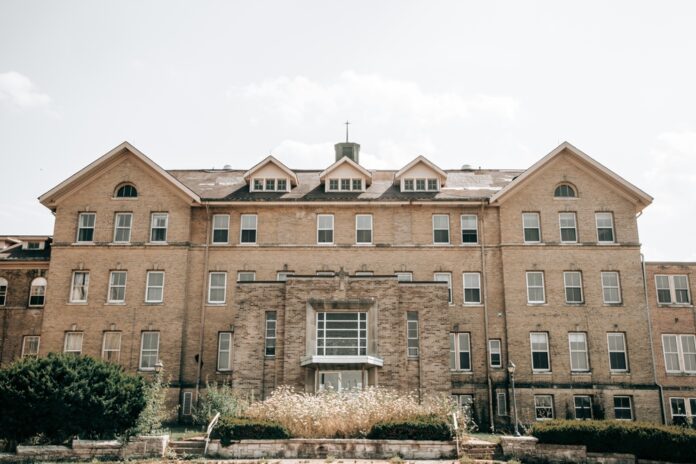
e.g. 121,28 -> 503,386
195,204 -> 211,403
641,251 -> 666,424
177,209 -> 194,420
480,203 -> 494,432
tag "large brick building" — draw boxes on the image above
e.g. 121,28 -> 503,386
1,139 -> 694,429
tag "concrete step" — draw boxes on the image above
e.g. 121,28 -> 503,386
168,440 -> 206,456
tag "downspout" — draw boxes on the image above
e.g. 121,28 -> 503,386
177,206 -> 194,419
195,204 -> 211,403
642,251 -> 666,424
480,203 -> 494,432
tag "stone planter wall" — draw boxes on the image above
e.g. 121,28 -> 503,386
12,435 -> 168,461
500,436 -> 638,464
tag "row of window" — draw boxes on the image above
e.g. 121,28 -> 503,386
522,211 -> 616,244
76,212 -> 169,243
525,270 -> 624,305
0,277 -> 46,307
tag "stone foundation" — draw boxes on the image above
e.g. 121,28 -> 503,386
12,435 -> 168,461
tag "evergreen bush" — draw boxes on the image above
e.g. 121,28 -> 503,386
367,417 -> 452,441
213,417 -> 290,445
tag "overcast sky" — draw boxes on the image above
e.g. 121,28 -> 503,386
1,1 -> 694,260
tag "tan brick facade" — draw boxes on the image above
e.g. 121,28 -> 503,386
4,140 -> 692,429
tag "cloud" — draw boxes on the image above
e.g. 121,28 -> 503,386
228,71 -> 519,126
0,71 -> 51,108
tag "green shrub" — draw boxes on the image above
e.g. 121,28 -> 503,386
213,417 -> 290,445
531,419 -> 696,463
0,354 -> 146,450
367,417 -> 452,441
192,381 -> 248,425
134,371 -> 173,435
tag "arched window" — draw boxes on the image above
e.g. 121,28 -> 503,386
29,277 -> 47,307
115,183 -> 138,198
0,277 -> 7,306
554,183 -> 576,198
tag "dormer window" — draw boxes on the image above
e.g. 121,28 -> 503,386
328,178 -> 363,192
402,178 -> 439,192
251,178 -> 289,192
395,156 -> 446,193
554,183 -> 576,198
115,183 -> 138,198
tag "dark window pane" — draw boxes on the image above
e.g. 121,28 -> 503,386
464,288 -> 480,303
462,230 -> 477,243
356,230 -> 371,243
434,230 -> 449,243
78,228 -> 94,242
533,352 -> 549,370
561,228 -> 577,242
490,352 -> 501,367
598,228 -> 614,242
459,352 -> 471,370
525,228 -> 540,242
610,352 -> 627,370
241,229 -> 256,243
318,230 -> 333,243
213,229 -> 228,243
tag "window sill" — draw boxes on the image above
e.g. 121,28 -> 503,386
463,303 -> 484,307
603,303 -> 624,307
109,242 -> 132,246
144,302 -> 164,306
571,371 -> 592,375
316,243 -> 335,246
206,303 -> 227,307
523,242 -> 543,245
609,371 -> 630,375
597,242 -> 619,246
532,371 -> 552,375
354,243 -> 374,247
432,243 -> 453,246
105,302 -> 127,306
211,242 -> 230,246
239,243 -> 258,246
147,242 -> 169,246
665,372 -> 696,376
559,242 -> 579,245
564,302 -> 585,306
66,302 -> 88,305
459,243 -> 479,247
28,305 -> 45,309
216,370 -> 233,374
527,303 -> 547,306
658,304 -> 693,308
72,242 -> 95,246
450,370 -> 473,374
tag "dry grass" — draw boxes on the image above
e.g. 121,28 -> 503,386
243,386 -> 457,438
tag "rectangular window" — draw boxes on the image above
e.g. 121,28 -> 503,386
317,312 -> 367,356
341,178 -> 351,191
70,271 -> 90,303
559,212 -> 577,243
212,214 -> 230,244
416,179 -> 426,191
569,332 -> 589,372
655,275 -> 691,304
21,335 -> 40,358
107,271 -> 127,303
329,179 -> 339,191
217,332 -> 233,371
113,212 -> 132,243
407,312 -> 419,358
574,396 -> 592,420
522,212 -> 541,243
434,272 -> 453,304
277,178 -> 287,191
240,214 -> 257,244
613,396 -> 633,420
102,331 -> 121,362
427,178 -> 438,191
608,332 -> 628,372
150,213 -> 168,242
352,178 -> 362,191
596,212 -> 615,243
497,392 -> 508,416
563,271 -> 583,303
463,272 -> 481,304
403,179 -> 414,191
276,271 -> 294,281
449,332 -> 471,371
0,281 -> 6,306
461,214 -> 478,244
489,339 -> 502,368
64,332 -> 83,355
237,271 -> 255,282
601,272 -> 622,304
77,212 -> 96,242
534,395 -> 554,420
139,331 -> 160,370
253,179 -> 263,191
265,178 -> 276,191
182,392 -> 193,416
662,334 -> 696,374
265,312 -> 277,357
317,214 -> 334,244
145,271 -> 165,303
526,271 -> 545,304
432,215 -> 450,244
395,272 -> 413,282
208,272 -> 227,304
531,332 -> 550,371
670,398 -> 687,422
355,214 -> 373,244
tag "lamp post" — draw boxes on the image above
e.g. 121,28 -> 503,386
507,361 -> 520,436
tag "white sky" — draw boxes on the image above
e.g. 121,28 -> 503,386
1,1 -> 695,261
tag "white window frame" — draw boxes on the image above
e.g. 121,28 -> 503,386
211,214 -> 230,244
63,332 -> 83,355
217,331 -> 233,371
613,396 -> 633,420
21,335 -> 40,358
208,271 -> 227,304
559,212 -> 578,243
601,271 -> 622,304
76,212 -> 96,243
237,271 -> 256,282
317,214 -> 334,245
432,215 -> 450,244
29,277 -> 47,307
149,212 -> 168,243
355,214 -> 373,245
662,334 -> 696,374
113,212 -> 133,243
101,331 -> 122,362
669,397 -> 696,423
407,311 -> 419,358
182,391 -> 193,416
139,331 -> 160,371
0,277 -> 7,307
240,214 -> 258,244
530,332 -> 551,372
655,275 -> 691,305
489,339 -> 502,368
522,212 -> 541,243
434,272 -> 453,304
460,214 -> 478,244
574,395 -> 593,420
534,395 -> 554,420
607,332 -> 629,373
463,272 -> 481,304
526,271 -> 546,304
595,212 -> 615,243
563,271 -> 584,304
107,270 -> 127,304
69,271 -> 89,303
276,271 -> 294,281
569,332 -> 590,372
497,392 -> 508,416
449,332 -> 471,371
395,272 -> 413,282
145,271 -> 165,303
265,311 -> 277,357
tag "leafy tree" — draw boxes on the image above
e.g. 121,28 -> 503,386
0,354 -> 146,450
134,370 -> 172,435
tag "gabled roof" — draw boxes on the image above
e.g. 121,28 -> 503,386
319,156 -> 373,185
394,156 -> 448,185
490,142 -> 653,209
38,142 -> 201,207
243,155 -> 299,186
